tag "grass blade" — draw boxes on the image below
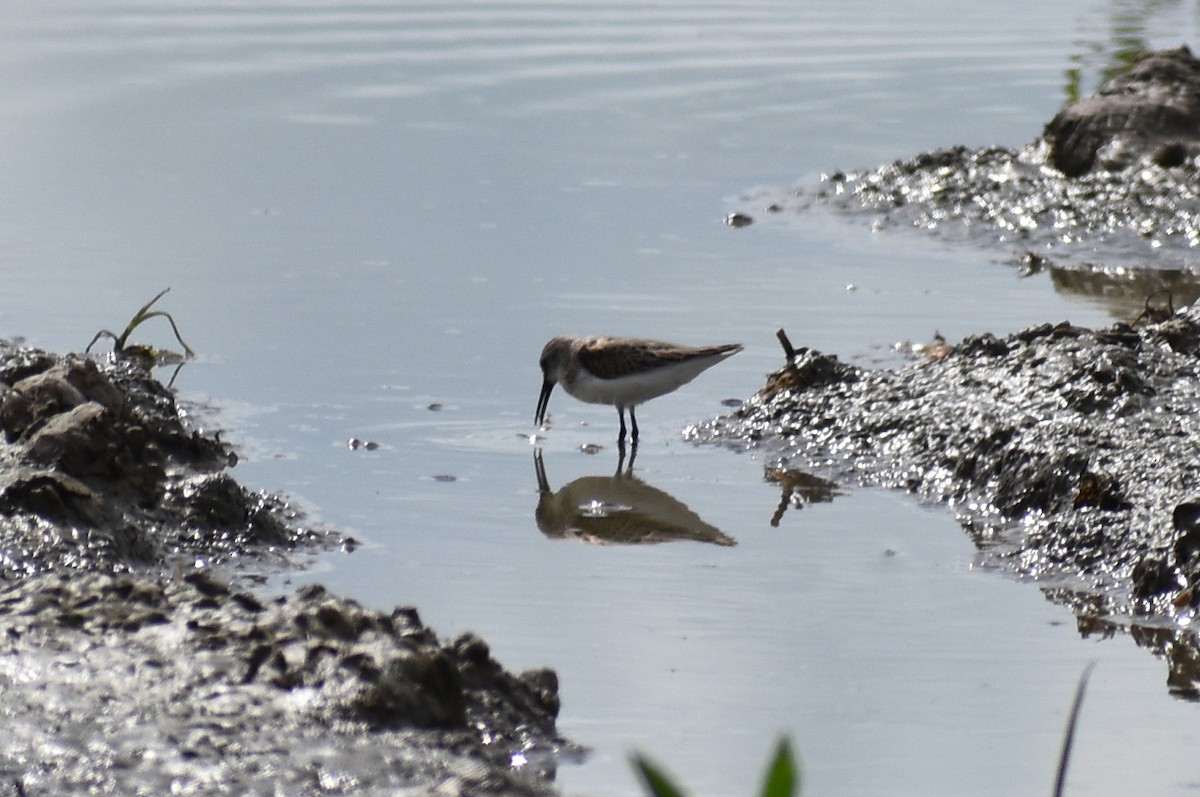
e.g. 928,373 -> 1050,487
118,287 -> 172,349
134,310 -> 195,357
85,329 -> 119,354
88,288 -> 195,363
1052,662 -> 1096,797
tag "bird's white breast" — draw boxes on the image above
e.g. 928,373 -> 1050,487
564,357 -> 721,407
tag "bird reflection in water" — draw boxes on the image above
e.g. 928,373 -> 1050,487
533,446 -> 735,546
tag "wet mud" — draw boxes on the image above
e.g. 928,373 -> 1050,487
0,343 -> 565,795
710,45 -> 1200,697
0,347 -> 334,575
689,311 -> 1200,696
740,46 -> 1200,274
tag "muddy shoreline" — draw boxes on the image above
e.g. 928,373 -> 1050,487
690,310 -> 1200,696
0,344 -> 565,796
736,46 -> 1200,279
710,46 -> 1200,698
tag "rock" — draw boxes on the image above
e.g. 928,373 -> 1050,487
25,401 -> 156,488
1044,46 -> 1200,176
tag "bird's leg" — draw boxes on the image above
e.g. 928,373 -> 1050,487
534,447 -> 550,494
617,406 -> 628,443
615,431 -> 636,476
629,406 -> 639,441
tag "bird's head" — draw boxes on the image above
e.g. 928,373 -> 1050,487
535,336 -> 574,427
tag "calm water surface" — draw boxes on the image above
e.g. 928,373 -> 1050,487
4,1 -> 1200,794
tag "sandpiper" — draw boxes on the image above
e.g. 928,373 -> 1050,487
535,335 -> 742,442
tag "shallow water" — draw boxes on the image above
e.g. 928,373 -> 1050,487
4,1 -> 1200,794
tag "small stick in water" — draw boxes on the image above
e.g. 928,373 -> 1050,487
776,328 -> 796,361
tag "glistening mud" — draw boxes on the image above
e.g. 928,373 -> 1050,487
0,344 -> 566,796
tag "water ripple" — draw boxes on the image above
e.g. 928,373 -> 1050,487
9,0 -> 1078,115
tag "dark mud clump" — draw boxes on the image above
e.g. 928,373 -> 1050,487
0,345 -> 333,574
0,341 -> 567,795
0,571 -> 563,796
1043,46 -> 1200,178
689,307 -> 1200,682
749,46 -> 1200,264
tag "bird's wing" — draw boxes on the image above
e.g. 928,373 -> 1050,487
578,339 -> 738,379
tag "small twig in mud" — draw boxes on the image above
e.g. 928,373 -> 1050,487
776,328 -> 797,361
761,328 -> 810,397
1052,662 -> 1096,797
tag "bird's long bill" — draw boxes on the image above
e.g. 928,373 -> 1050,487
535,378 -> 555,426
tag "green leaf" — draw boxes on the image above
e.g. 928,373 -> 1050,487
87,288 -> 195,363
118,287 -> 172,350
759,737 -> 800,797
631,754 -> 689,797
